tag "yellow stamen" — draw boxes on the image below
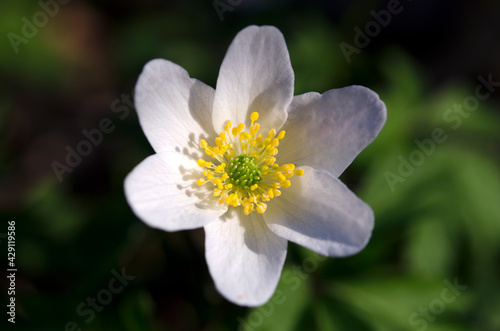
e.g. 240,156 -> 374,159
294,169 -> 304,176
251,112 -> 259,122
215,137 -> 223,147
256,203 -> 267,214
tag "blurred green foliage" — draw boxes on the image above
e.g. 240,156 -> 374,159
1,0 -> 500,331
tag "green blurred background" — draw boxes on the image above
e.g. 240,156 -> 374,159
1,0 -> 500,330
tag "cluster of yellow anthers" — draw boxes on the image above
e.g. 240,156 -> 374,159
196,112 -> 304,215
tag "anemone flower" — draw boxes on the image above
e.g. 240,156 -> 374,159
124,25 -> 386,306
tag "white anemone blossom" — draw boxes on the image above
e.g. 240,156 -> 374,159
124,25 -> 386,306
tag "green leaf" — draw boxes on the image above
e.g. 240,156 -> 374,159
312,301 -> 343,331
119,290 -> 156,331
241,266 -> 310,331
27,179 -> 86,243
404,217 -> 455,278
331,276 -> 473,330
288,19 -> 347,94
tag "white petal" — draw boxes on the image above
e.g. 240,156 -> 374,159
124,152 -> 227,232
278,86 -> 386,177
135,59 -> 216,153
212,25 -> 294,132
204,209 -> 287,306
264,167 -> 374,256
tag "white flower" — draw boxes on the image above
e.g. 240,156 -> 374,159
124,25 -> 386,307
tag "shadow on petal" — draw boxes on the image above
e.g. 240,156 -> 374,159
189,80 -> 217,140
247,89 -> 288,131
177,163 -> 226,212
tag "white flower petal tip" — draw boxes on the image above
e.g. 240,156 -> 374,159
264,167 -> 374,257
134,58 -> 216,153
212,25 -> 294,133
204,210 -> 287,307
278,85 -> 387,177
125,25 -> 386,306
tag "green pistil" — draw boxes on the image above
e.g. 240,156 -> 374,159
226,154 -> 261,190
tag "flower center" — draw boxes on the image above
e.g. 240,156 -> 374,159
196,112 -> 304,215
226,154 -> 262,189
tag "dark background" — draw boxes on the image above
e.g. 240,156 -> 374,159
1,0 -> 500,330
